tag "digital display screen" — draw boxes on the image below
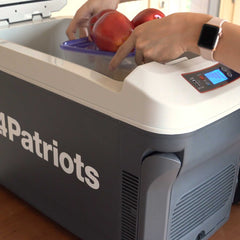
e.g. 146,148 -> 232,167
204,69 -> 228,85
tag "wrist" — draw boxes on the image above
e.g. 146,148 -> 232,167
198,17 -> 227,61
184,13 -> 212,55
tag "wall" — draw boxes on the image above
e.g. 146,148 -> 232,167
52,0 -> 148,19
149,0 -> 210,15
219,0 -> 240,24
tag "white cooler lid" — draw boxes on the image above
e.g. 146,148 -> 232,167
0,0 -> 67,23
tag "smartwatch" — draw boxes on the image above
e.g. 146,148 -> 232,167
198,17 -> 227,61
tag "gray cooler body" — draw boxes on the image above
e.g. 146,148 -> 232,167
0,1 -> 240,240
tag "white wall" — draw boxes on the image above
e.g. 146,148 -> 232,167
52,0 -> 87,17
52,0 -> 210,20
117,0 -> 148,19
150,0 -> 210,15
52,0 -> 148,20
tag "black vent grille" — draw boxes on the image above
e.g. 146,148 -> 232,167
121,171 -> 139,240
169,164 -> 236,240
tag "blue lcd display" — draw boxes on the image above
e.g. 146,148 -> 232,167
204,69 -> 228,84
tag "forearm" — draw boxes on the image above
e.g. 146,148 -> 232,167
177,13 -> 240,73
109,12 -> 240,72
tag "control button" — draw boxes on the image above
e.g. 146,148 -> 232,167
226,71 -> 233,78
220,66 -> 228,72
203,79 -> 211,85
199,75 -> 205,80
191,79 -> 200,87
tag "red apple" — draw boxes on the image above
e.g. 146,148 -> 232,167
88,9 -> 114,38
92,10 -> 133,52
131,8 -> 165,28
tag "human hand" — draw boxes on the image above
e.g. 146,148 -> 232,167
66,0 -> 120,40
109,12 -> 211,70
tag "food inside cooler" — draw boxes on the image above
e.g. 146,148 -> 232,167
0,17 -> 136,81
0,15 -> 198,83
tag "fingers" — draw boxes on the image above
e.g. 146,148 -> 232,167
135,48 -> 145,65
66,0 -> 120,40
66,20 -> 78,40
66,16 -> 90,40
66,0 -> 118,40
66,1 -> 91,40
79,27 -> 88,39
109,34 -> 135,70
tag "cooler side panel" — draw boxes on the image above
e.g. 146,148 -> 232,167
168,142 -> 240,240
0,71 -> 123,240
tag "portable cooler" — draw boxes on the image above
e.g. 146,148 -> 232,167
0,1 -> 240,240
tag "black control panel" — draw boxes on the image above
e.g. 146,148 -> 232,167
182,64 -> 240,93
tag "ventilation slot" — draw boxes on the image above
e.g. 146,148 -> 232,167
121,171 -> 139,240
169,164 -> 236,240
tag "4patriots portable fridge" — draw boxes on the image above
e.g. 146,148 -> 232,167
0,1 -> 240,240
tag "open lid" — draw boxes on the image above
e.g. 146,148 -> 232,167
0,0 -> 67,23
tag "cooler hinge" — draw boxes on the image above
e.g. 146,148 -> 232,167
0,20 -> 9,28
32,14 -> 44,22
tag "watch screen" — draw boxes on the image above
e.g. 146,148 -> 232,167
204,69 -> 228,84
198,24 -> 219,49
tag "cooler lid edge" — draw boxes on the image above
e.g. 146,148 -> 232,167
0,0 -> 67,23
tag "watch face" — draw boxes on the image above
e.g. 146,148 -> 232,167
198,24 -> 220,50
